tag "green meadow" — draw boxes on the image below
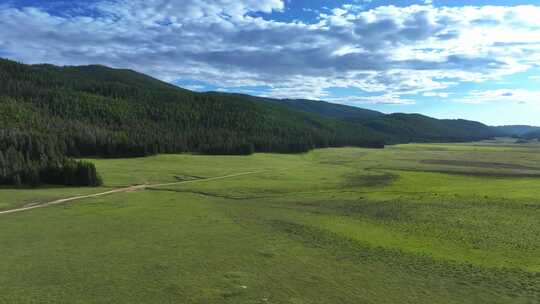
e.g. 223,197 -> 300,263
1,140 -> 539,303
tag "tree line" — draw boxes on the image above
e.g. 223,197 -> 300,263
0,132 -> 102,187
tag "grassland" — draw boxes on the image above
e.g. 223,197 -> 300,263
1,139 -> 539,303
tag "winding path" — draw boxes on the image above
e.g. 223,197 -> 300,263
0,171 -> 261,216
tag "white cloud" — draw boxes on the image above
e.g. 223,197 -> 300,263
327,94 -> 415,105
182,84 -> 206,91
455,89 -> 540,105
1,2 -> 540,105
423,92 -> 450,98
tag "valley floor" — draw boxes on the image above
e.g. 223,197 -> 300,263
1,139 -> 539,303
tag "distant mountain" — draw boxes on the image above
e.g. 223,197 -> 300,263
209,92 -> 497,143
522,130 -> 540,140
208,94 -> 384,122
281,99 -> 385,121
364,113 -> 498,143
493,125 -> 540,137
257,98 -> 384,122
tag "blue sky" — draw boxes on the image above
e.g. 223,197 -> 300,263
1,0 -> 540,125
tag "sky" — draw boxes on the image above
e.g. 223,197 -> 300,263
1,0 -> 540,125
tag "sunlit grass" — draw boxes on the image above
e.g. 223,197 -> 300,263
1,139 -> 539,303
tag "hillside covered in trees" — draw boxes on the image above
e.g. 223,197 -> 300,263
0,58 -> 500,187
214,93 -> 499,142
522,130 -> 540,140
493,125 -> 540,137
0,58 -> 384,186
209,93 -> 385,122
363,114 -> 499,143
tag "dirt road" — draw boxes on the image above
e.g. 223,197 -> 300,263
0,171 -> 261,216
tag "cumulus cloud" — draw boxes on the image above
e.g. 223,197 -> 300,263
1,1 -> 540,104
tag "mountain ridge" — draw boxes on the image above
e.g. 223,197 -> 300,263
0,57 -> 504,186
209,91 -> 499,143
0,57 -> 504,151
208,91 -> 529,141
207,93 -> 385,122
492,125 -> 540,137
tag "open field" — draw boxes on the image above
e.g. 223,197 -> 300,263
1,139 -> 540,303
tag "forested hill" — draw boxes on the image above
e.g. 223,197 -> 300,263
280,99 -> 385,122
0,58 -> 499,186
209,93 -> 384,122
493,125 -> 540,137
0,58 -> 384,155
523,130 -> 540,140
0,58 -> 384,186
212,93 -> 498,143
363,114 -> 499,143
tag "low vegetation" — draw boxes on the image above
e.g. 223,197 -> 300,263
0,139 -> 538,303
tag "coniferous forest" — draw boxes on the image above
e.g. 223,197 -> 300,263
0,58 -> 385,186
0,58 -> 499,187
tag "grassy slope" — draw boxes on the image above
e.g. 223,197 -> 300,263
1,140 -> 540,303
